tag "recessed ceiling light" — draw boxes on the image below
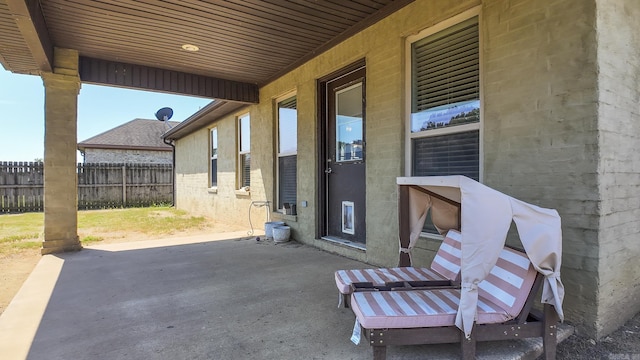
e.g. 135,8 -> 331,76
181,44 -> 199,52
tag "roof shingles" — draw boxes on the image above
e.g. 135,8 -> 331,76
78,119 -> 177,151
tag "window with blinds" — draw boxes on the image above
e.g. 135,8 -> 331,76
210,127 -> 218,187
408,13 -> 481,235
238,113 -> 250,188
241,153 -> 251,187
411,16 -> 479,133
277,95 -> 297,213
413,130 -> 479,181
410,15 -> 480,178
278,155 -> 296,209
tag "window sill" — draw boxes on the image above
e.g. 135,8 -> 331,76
419,231 -> 444,240
235,188 -> 251,197
320,236 -> 366,251
416,232 -> 446,252
271,212 -> 297,223
207,187 -> 218,194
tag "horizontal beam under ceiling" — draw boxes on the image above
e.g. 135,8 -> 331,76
79,57 -> 258,103
5,0 -> 54,72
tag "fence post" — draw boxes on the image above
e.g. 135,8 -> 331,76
122,165 -> 127,207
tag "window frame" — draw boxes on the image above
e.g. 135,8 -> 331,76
404,7 -> 483,181
404,7 -> 483,239
210,127 -> 218,189
275,91 -> 298,213
237,112 -> 251,190
334,82 -> 365,163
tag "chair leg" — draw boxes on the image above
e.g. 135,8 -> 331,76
543,303 -> 558,360
461,328 -> 476,360
372,345 -> 386,360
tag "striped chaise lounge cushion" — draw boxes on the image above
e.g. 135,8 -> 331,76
350,246 -> 537,329
334,230 -> 462,295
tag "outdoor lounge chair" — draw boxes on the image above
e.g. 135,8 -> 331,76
349,246 -> 559,359
340,175 -> 565,359
334,229 -> 462,307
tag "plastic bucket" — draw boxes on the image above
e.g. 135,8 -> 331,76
273,226 -> 291,243
265,221 -> 285,238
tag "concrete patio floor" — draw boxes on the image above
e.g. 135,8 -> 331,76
0,232 -> 572,360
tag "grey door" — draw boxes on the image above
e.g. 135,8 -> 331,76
324,67 -> 366,244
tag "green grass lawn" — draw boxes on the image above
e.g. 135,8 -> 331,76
0,207 -> 208,253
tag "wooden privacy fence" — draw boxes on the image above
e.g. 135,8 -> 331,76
0,162 -> 173,213
0,161 -> 43,212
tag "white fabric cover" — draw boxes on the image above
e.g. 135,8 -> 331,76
396,175 -> 564,338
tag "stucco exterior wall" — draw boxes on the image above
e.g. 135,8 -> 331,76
259,0 -> 488,266
482,0 -> 601,336
174,118 -> 266,229
175,0 -> 488,266
595,0 -> 640,338
173,0 -> 638,338
83,148 -> 172,164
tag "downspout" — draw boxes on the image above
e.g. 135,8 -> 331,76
156,107 -> 175,207
163,138 -> 176,207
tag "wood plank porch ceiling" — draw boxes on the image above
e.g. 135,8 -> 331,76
0,0 -> 412,102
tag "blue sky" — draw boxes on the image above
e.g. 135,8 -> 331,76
0,68 -> 212,161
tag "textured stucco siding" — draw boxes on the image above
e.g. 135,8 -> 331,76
594,0 -> 640,338
174,119 -> 263,229
83,149 -> 172,164
482,0 -> 601,336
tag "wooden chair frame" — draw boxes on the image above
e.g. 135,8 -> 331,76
353,274 -> 559,360
344,279 -> 459,308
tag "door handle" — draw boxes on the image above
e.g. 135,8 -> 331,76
325,168 -> 333,174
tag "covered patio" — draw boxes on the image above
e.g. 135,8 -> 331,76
0,231 -> 572,359
3,0 -> 639,343
0,0 -> 413,253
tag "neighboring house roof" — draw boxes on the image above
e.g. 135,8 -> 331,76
78,119 -> 179,152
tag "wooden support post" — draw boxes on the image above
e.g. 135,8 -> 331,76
542,303 -> 558,360
122,165 -> 127,206
398,185 -> 411,266
461,327 -> 476,360
372,345 -> 386,360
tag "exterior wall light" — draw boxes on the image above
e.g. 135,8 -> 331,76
181,44 -> 199,52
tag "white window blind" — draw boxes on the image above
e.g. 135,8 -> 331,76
410,16 -> 480,181
238,113 -> 250,188
241,154 -> 250,187
278,155 -> 296,209
413,130 -> 479,180
277,95 -> 297,212
412,17 -> 479,115
210,127 -> 218,187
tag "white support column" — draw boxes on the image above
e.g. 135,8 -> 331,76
41,48 -> 82,255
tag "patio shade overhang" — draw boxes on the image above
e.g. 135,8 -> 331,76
0,0 -> 414,104
397,175 -> 565,338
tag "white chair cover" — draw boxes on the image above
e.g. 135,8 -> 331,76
397,176 -> 564,338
